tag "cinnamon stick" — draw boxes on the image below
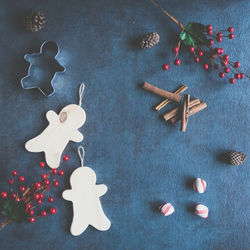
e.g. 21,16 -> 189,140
170,101 -> 207,124
142,82 -> 181,103
163,106 -> 180,121
155,85 -> 187,111
181,94 -> 190,132
164,98 -> 200,121
188,101 -> 207,116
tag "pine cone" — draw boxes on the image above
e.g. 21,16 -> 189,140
139,32 -> 160,49
228,151 -> 246,166
26,11 -> 46,32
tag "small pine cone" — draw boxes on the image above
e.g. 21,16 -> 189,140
228,151 -> 246,166
139,32 -> 160,49
26,11 -> 46,32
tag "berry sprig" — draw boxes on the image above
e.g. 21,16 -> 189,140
151,0 -> 249,84
0,155 -> 69,230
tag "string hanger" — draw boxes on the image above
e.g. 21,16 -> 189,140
79,83 -> 85,107
78,146 -> 85,167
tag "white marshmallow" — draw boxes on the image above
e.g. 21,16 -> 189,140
195,204 -> 209,219
193,178 -> 207,194
159,203 -> 175,217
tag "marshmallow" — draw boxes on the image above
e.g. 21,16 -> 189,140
195,204 -> 209,219
159,203 -> 175,216
193,178 -> 207,193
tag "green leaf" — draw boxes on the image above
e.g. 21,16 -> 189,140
1,211 -> 7,216
182,33 -> 196,47
1,200 -> 26,223
186,22 -> 205,33
185,22 -> 192,31
179,31 -> 186,41
180,22 -> 209,48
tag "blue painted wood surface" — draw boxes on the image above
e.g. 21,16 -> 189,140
0,0 -> 249,249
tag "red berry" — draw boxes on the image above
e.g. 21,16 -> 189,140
198,50 -> 204,57
53,180 -> 59,187
63,155 -> 69,161
229,34 -> 234,39
203,64 -> 209,70
221,61 -> 228,67
224,67 -> 230,73
40,193 -> 44,199
16,197 -> 21,202
207,29 -> 213,35
50,208 -> 56,215
216,36 -> 222,42
206,25 -> 212,30
35,182 -> 41,189
229,78 -> 235,84
52,169 -> 58,174
194,57 -> 199,63
240,73 -> 245,79
30,218 -> 35,223
8,178 -> 14,185
189,46 -> 195,53
206,25 -> 212,35
217,32 -> 223,37
210,54 -> 216,59
162,64 -> 169,71
37,199 -> 42,205
26,203 -> 31,210
223,55 -> 229,61
219,48 -> 224,54
234,62 -> 240,68
41,211 -> 47,217
228,27 -> 234,33
173,46 -> 179,54
11,170 -> 17,176
44,179 -> 50,185
1,191 -> 7,198
41,173 -> 47,180
174,59 -> 181,66
19,186 -> 25,192
208,39 -> 214,45
58,170 -> 64,176
11,193 -> 16,199
219,72 -> 225,78
40,162 -> 45,168
234,73 -> 241,79
48,197 -> 54,203
19,176 -> 25,182
216,48 -> 221,54
34,193 -> 40,200
29,209 -> 34,216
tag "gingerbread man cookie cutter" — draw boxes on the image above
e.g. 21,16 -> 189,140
21,40 -> 66,97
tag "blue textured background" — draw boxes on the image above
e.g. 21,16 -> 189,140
0,0 -> 249,249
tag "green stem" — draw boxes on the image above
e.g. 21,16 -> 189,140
150,0 -> 185,30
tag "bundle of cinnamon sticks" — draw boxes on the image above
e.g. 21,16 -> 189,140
142,82 -> 207,132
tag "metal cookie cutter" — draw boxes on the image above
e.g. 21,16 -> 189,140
21,41 -> 66,97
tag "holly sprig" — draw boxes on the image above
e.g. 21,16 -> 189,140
150,0 -> 250,83
0,155 -> 69,231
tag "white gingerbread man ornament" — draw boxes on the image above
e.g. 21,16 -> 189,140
62,147 -> 111,236
25,84 -> 86,169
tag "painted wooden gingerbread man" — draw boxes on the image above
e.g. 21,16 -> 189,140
62,147 -> 111,236
25,84 -> 86,169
